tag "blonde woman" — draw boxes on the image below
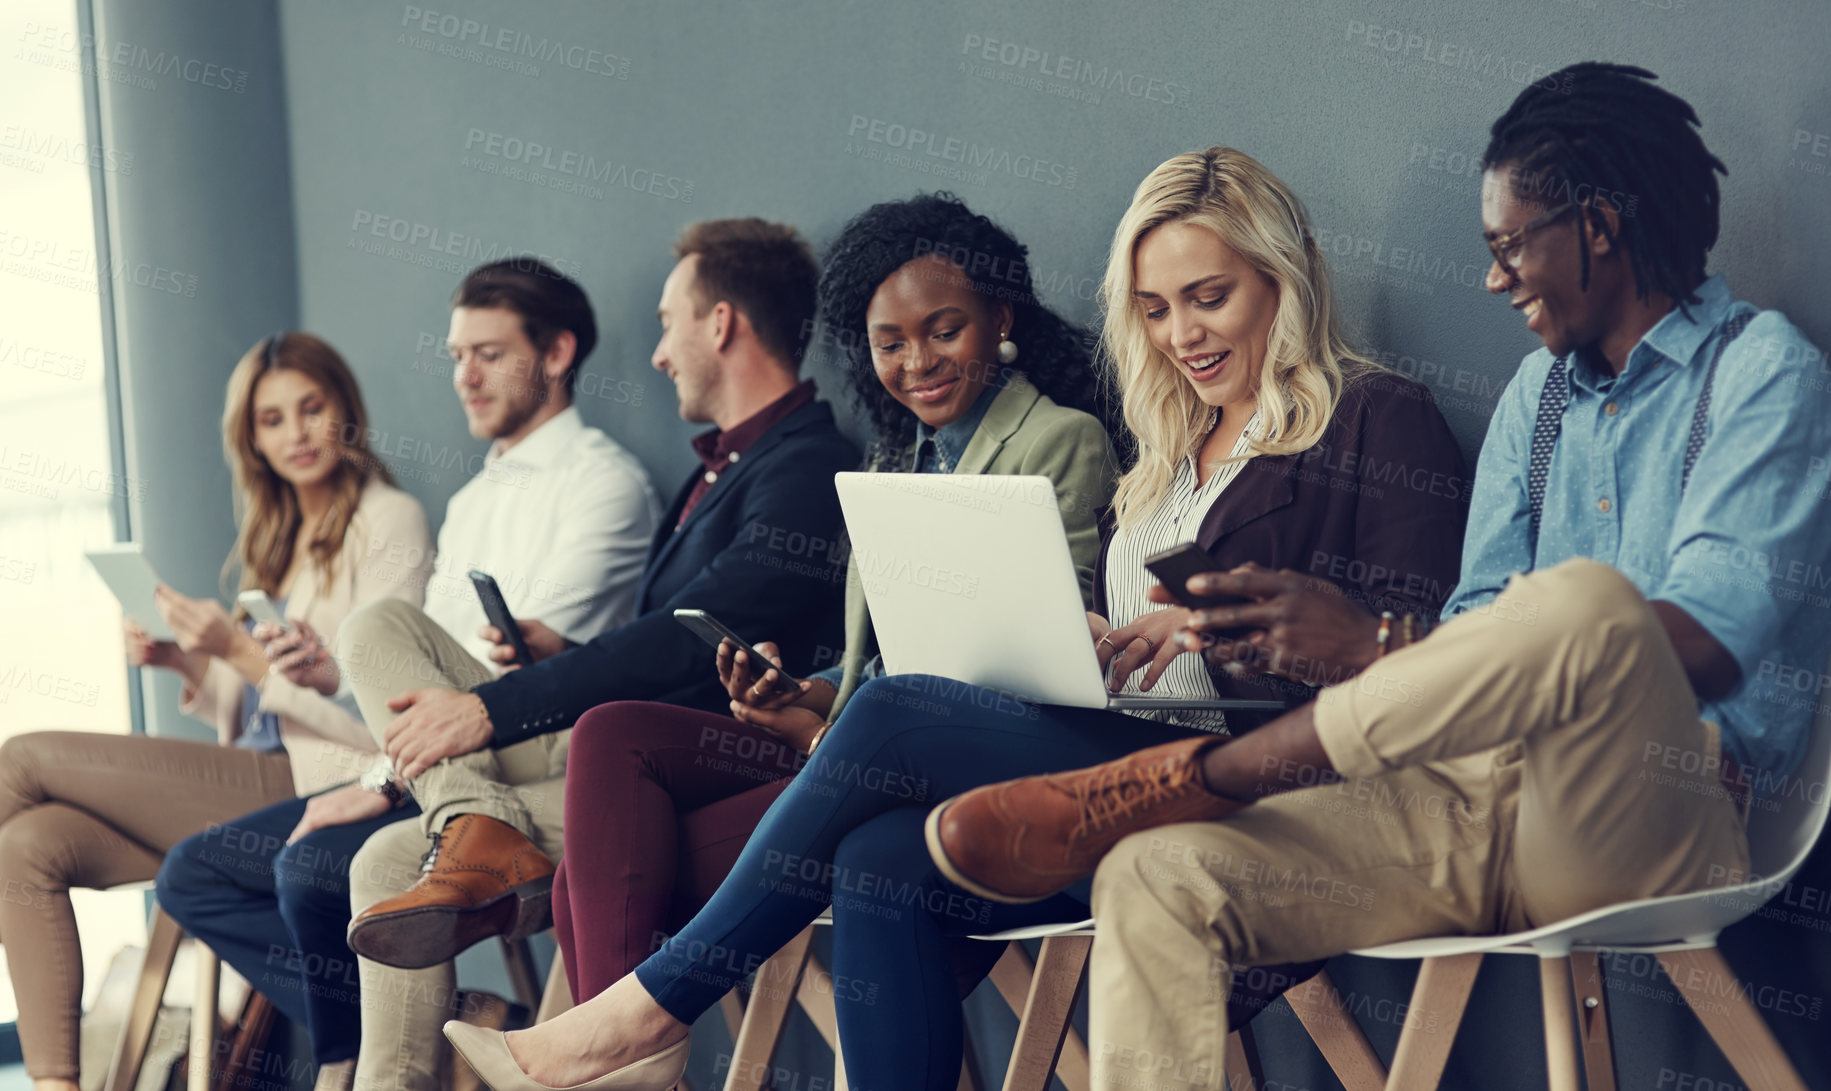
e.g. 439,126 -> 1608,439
443,148 -> 1469,1091
0,333 -> 431,1091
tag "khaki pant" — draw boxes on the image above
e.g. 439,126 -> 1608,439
336,597 -> 568,1091
347,796 -> 565,1091
0,731 -> 294,1080
1089,559 -> 1751,1091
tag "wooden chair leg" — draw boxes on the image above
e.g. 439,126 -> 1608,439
724,925 -> 816,1091
1657,948 -> 1810,1091
1001,935 -> 1091,1091
1539,957 -> 1581,1091
988,941 -> 1090,1091
498,935 -> 543,1015
536,955 -> 574,1023
1224,1026 -> 1262,1091
1567,951 -> 1617,1091
189,941 -> 220,1091
1384,953 -> 1481,1090
789,953 -> 849,1091
958,1038 -> 981,1091
1280,968 -> 1388,1091
105,905 -> 184,1091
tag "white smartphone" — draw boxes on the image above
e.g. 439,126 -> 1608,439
236,590 -> 292,633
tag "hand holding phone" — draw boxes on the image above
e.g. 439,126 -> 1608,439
469,570 -> 536,667
674,609 -> 805,691
1142,543 -> 1253,610
237,590 -> 293,633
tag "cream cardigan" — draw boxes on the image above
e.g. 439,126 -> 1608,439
179,479 -> 433,795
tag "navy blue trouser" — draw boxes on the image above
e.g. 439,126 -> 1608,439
155,788 -> 420,1064
635,676 -> 1204,1091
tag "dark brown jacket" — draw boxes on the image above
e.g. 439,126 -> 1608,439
1093,371 -> 1470,724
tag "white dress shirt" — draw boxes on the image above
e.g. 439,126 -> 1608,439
423,406 -> 660,670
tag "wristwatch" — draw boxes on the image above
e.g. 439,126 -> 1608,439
360,761 -> 409,807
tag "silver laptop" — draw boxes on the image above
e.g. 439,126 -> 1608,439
834,472 -> 1286,714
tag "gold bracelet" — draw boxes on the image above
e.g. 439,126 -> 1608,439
1374,612 -> 1394,659
805,722 -> 833,755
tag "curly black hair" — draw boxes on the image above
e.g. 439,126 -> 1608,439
1484,62 -> 1725,312
813,192 -> 1118,467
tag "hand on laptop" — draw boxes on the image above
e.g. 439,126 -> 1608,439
1097,607 -> 1196,693
1155,564 -> 1381,684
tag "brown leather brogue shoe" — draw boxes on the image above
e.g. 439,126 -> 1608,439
347,814 -> 554,968
924,735 -> 1242,904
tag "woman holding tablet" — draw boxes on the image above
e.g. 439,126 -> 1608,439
447,149 -> 1470,1091
0,333 -> 430,1091
536,193 -> 1120,1006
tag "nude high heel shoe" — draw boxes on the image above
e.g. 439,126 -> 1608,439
442,1022 -> 690,1091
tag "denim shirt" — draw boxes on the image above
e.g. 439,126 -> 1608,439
808,386 -> 999,689
912,382 -> 997,474
1445,275 -> 1831,778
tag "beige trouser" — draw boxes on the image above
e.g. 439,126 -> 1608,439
336,597 -> 568,1091
1089,559 -> 1752,1091
348,795 -> 565,1091
0,731 -> 295,1079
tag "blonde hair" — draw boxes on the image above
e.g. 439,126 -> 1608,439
219,332 -> 394,602
1100,147 -> 1377,529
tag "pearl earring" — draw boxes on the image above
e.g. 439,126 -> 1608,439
996,332 -> 1018,364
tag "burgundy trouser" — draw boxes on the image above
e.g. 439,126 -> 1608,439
552,700 -> 1008,1003
551,701 -> 806,1000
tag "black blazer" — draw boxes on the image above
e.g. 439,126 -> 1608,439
478,399 -> 861,748
1093,372 -> 1470,723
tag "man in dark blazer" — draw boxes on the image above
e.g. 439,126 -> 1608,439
338,218 -> 859,969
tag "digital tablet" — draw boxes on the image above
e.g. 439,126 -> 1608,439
85,544 -> 175,641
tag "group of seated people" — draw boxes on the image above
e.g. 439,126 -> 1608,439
1,61 -> 1825,1091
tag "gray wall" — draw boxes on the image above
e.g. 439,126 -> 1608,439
93,0 -> 299,741
137,0 -> 1827,1087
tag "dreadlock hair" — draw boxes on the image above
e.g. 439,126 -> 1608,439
814,192 -> 1118,468
1483,61 -> 1726,312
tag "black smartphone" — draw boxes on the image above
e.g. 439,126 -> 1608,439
1141,543 -> 1253,610
468,570 -> 536,667
673,609 -> 804,689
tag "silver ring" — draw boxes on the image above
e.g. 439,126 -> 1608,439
1097,636 -> 1115,650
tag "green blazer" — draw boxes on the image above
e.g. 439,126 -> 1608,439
830,373 -> 1116,715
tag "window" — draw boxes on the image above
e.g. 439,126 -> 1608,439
0,0 -> 143,1026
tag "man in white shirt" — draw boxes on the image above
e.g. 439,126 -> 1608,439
329,256 -> 657,1090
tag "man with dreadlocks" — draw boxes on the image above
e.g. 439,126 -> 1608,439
921,62 -> 1831,1089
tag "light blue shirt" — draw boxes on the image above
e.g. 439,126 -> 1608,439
235,594 -> 288,752
1445,275 -> 1831,778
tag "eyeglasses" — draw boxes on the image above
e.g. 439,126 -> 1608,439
1485,203 -> 1573,271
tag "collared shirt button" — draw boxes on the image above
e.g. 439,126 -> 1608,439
1598,498 -> 1612,513
727,451 -> 740,463
1604,402 -> 1619,416
703,470 -> 718,484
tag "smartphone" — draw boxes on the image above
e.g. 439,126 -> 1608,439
236,590 -> 293,633
673,609 -> 804,689
1141,543 -> 1253,610
469,570 -> 536,667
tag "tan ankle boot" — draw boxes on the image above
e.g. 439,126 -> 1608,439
346,814 -> 554,968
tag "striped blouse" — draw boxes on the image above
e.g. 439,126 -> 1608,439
1103,411 -> 1260,728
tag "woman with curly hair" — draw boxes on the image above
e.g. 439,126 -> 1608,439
447,150 -> 1470,1091
535,192 -> 1118,1012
